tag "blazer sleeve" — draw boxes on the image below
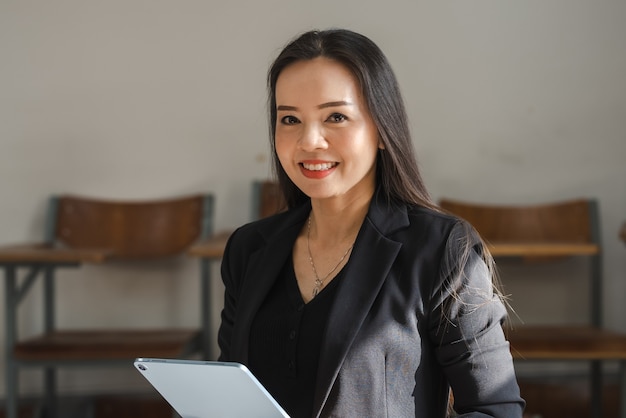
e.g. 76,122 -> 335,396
429,221 -> 525,417
217,227 -> 244,362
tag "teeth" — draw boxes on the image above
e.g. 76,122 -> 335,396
303,162 -> 335,171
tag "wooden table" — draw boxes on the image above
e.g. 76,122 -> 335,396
0,242 -> 208,418
0,244 -> 112,418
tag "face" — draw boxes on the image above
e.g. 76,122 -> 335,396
274,57 -> 381,205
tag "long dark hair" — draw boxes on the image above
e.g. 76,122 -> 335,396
267,28 -> 435,210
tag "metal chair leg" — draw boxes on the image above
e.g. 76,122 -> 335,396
40,266 -> 59,418
619,360 -> 626,418
590,360 -> 602,418
42,367 -> 58,418
4,360 -> 18,418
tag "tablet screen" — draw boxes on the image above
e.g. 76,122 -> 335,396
134,358 -> 290,418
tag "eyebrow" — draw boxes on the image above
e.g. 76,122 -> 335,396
276,100 -> 354,111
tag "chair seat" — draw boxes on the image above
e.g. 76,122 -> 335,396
188,231 -> 232,258
14,329 -> 201,361
508,325 -> 626,360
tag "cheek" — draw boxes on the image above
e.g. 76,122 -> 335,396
274,134 -> 286,155
352,129 -> 381,161
274,135 -> 293,166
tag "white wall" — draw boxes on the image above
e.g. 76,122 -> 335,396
1,0 -> 625,397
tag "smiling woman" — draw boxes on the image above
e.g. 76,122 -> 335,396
217,28 -> 526,418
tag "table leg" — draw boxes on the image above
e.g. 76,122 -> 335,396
42,266 -> 58,418
4,266 -> 18,418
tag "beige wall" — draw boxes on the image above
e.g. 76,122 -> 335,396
1,0 -> 625,397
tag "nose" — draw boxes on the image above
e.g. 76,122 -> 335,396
298,123 -> 328,151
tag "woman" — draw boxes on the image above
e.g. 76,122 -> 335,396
218,29 -> 525,417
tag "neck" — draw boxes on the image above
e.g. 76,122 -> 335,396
308,194 -> 371,247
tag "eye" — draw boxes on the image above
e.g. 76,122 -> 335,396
327,113 -> 347,123
280,115 -> 300,125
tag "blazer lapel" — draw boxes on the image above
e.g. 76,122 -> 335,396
313,194 -> 409,415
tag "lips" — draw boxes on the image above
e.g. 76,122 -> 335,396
299,160 -> 337,179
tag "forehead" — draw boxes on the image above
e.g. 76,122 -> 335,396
275,57 -> 362,103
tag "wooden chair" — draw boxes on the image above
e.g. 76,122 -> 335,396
439,198 -> 626,418
188,180 -> 285,260
250,180 -> 287,220
0,193 -> 214,418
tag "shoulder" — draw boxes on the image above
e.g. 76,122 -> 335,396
367,192 -> 457,239
394,203 -> 474,246
407,204 -> 459,232
365,192 -> 482,254
377,202 -> 484,271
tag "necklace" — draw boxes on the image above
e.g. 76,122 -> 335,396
307,215 -> 354,298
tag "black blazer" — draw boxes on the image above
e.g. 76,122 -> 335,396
218,192 -> 525,417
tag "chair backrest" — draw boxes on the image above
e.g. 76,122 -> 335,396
438,198 -> 599,245
251,180 -> 286,220
47,194 -> 214,259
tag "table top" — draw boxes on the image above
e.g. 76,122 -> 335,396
508,324 -> 626,360
0,243 -> 112,264
487,242 -> 599,257
187,231 -> 601,259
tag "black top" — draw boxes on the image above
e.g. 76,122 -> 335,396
248,257 -> 342,418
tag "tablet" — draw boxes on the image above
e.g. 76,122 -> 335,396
134,358 -> 290,418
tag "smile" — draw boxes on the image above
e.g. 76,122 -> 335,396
301,162 -> 337,171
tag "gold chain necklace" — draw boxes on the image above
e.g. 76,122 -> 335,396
307,215 -> 354,298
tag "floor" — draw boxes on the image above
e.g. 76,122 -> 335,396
0,395 -> 175,418
92,395 -> 174,418
0,377 -> 621,418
